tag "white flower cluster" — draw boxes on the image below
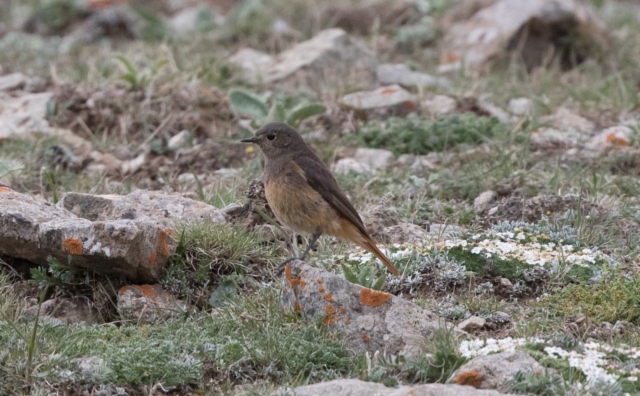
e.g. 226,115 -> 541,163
461,337 -> 640,387
444,229 -> 604,268
459,337 -> 543,359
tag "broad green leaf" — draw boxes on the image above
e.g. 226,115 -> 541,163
286,103 -> 326,127
267,102 -> 286,122
228,89 -> 269,120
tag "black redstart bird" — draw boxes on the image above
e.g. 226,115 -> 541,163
241,122 -> 400,276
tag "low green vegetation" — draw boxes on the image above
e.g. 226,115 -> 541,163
357,113 -> 505,156
538,273 -> 640,324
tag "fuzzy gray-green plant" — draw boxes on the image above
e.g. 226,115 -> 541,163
228,89 -> 326,128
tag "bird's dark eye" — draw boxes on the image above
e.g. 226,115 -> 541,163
267,133 -> 276,141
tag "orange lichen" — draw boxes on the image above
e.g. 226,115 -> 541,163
345,316 -> 351,324
323,293 -> 334,302
454,370 -> 483,389
408,391 -> 414,395
381,88 -> 396,94
362,334 -> 369,343
119,284 -> 162,300
405,101 -> 416,110
606,133 -> 628,146
360,289 -> 391,307
316,278 -> 324,284
339,307 -> 347,314
89,0 -> 128,9
285,264 -> 306,290
323,305 -> 337,326
0,186 -> 12,193
62,237 -> 83,255
148,252 -> 157,264
318,285 -> 325,293
294,302 -> 304,313
441,52 -> 462,64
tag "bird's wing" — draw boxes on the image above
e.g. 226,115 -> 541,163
293,154 -> 369,237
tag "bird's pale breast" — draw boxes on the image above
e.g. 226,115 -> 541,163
264,160 -> 341,236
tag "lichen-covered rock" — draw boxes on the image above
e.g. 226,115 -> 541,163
0,189 -> 225,283
450,350 -> 547,392
339,84 -> 417,119
292,379 -> 516,396
117,284 -> 187,324
281,261 -> 461,355
57,190 -> 226,226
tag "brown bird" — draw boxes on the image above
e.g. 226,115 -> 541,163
241,122 -> 400,276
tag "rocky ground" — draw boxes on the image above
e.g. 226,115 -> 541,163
2,0 -> 640,395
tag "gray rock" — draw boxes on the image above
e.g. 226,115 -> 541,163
377,63 -> 450,88
410,156 -> 437,171
339,84 -> 417,119
0,189 -> 226,283
57,190 -> 226,227
440,0 -> 607,72
167,130 -> 190,151
457,316 -> 486,332
0,72 -> 27,91
23,297 -> 100,325
228,48 -> 276,83
265,28 -> 377,90
254,224 -> 284,243
0,92 -> 52,138
476,100 -> 511,124
496,278 -> 513,290
541,107 -> 594,134
397,154 -> 417,166
382,223 -> 429,244
450,350 -> 547,392
530,127 -> 585,150
489,311 -> 512,324
473,190 -> 497,212
585,125 -> 632,152
354,148 -> 395,171
422,95 -> 458,116
293,379 -> 515,396
281,261 -> 460,355
508,98 -> 533,116
220,202 -> 243,217
0,190 -> 169,282
117,284 -> 187,324
332,158 -> 371,174
169,6 -> 221,34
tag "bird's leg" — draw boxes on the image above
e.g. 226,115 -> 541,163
299,230 -> 322,260
276,229 -> 322,276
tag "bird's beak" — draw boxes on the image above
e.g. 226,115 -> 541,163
240,137 -> 257,143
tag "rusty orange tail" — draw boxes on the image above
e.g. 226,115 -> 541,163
360,236 -> 400,276
333,218 -> 401,276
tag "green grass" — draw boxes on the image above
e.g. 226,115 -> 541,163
0,287 -> 357,393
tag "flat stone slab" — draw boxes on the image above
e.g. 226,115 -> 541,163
264,28 -> 377,90
339,84 -> 417,119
